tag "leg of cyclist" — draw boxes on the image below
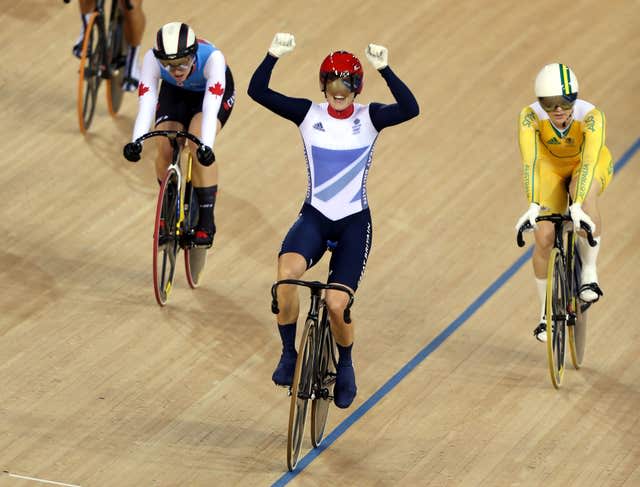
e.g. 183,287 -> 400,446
187,113 -> 220,247
272,253 -> 307,386
325,209 -> 372,408
532,222 -> 555,341
185,67 -> 234,247
272,206 -> 328,386
73,0 -> 96,58
325,287 -> 356,408
528,161 -> 571,342
153,120 -> 183,181
118,0 -> 145,91
569,173 -> 604,302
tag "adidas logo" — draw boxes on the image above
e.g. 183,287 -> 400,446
547,137 -> 561,145
313,122 -> 325,131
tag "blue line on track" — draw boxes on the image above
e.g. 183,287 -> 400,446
272,137 -> 640,486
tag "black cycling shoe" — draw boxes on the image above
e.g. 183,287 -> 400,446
122,76 -> 139,92
334,363 -> 357,408
72,41 -> 83,59
191,228 -> 214,248
272,350 -> 297,386
533,322 -> 547,342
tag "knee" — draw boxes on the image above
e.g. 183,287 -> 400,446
277,254 -> 307,281
325,292 -> 348,319
534,226 -> 555,252
156,142 -> 172,162
278,263 -> 304,281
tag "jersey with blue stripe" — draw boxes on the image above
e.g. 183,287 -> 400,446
299,103 -> 379,220
159,40 -> 216,92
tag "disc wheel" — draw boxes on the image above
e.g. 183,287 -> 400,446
106,12 -> 126,116
287,318 -> 315,471
153,169 -> 180,306
311,320 -> 336,447
568,249 -> 588,368
77,12 -> 102,133
184,187 -> 207,288
546,248 -> 567,388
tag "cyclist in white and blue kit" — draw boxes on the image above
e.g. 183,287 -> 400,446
248,33 -> 419,408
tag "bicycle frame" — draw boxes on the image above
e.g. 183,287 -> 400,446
88,0 -> 118,80
517,214 -> 595,327
271,279 -> 354,396
270,279 -> 354,469
134,130 -> 201,231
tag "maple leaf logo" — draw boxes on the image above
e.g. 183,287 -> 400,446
138,82 -> 150,97
208,82 -> 224,97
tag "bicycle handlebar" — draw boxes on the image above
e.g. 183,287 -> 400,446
133,130 -> 214,165
270,279 -> 355,324
134,130 -> 203,147
516,214 -> 597,248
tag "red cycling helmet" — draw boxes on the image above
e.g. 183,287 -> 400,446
319,51 -> 364,94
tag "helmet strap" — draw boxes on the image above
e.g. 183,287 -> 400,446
562,111 -> 574,129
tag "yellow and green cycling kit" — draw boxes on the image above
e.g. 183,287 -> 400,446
518,99 -> 613,213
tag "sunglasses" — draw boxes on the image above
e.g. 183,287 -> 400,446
159,56 -> 194,70
538,95 -> 576,112
324,72 -> 361,92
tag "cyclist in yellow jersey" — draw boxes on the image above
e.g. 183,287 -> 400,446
515,63 -> 613,342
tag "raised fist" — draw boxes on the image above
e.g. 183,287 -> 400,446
365,43 -> 388,70
269,33 -> 296,58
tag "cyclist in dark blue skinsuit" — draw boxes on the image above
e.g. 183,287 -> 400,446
248,33 -> 419,408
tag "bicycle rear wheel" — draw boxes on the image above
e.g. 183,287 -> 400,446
153,169 -> 180,306
105,9 -> 126,116
546,247 -> 567,388
568,247 -> 588,368
311,316 -> 337,447
287,318 -> 315,471
184,181 -> 207,288
77,12 -> 101,133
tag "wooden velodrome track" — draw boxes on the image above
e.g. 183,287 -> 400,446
1,1 -> 639,486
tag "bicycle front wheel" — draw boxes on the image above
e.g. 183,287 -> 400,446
105,10 -> 126,116
311,318 -> 337,447
568,248 -> 588,368
153,169 -> 180,306
287,318 -> 315,471
77,12 -> 101,133
546,247 -> 567,388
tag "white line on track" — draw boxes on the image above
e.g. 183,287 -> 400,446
4,471 -> 82,487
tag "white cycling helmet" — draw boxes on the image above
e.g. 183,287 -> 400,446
153,22 -> 197,60
534,63 -> 579,98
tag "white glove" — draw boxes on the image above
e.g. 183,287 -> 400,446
569,203 -> 596,233
268,33 -> 296,58
515,203 -> 541,232
365,43 -> 388,70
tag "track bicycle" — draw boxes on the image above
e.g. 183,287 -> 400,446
132,130 -> 213,306
64,0 -> 133,133
270,279 -> 355,471
517,214 -> 597,388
